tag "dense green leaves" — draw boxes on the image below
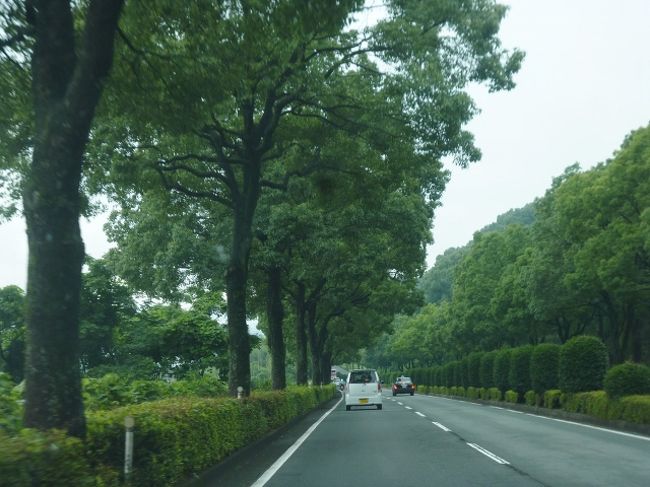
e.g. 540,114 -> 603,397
559,336 -> 609,393
368,124 -> 650,371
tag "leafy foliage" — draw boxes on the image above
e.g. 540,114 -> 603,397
493,348 -> 512,392
530,343 -> 560,394
0,286 -> 25,382
604,362 -> 650,399
559,336 -> 609,393
508,345 -> 533,396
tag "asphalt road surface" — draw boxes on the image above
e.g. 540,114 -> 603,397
192,392 -> 650,487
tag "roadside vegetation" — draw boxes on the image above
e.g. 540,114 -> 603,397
372,126 -> 650,427
0,0 -> 525,484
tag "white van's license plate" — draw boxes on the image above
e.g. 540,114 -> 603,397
359,398 -> 368,404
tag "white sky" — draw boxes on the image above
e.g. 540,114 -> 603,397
1,0 -> 650,288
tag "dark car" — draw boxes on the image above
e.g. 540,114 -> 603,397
392,376 -> 415,396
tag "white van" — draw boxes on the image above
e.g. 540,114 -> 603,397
344,369 -> 382,411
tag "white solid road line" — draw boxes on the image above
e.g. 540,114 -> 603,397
415,412 -> 426,417
405,406 -> 413,410
432,421 -> 451,432
250,397 -> 342,487
524,413 -> 650,442
467,443 -> 510,465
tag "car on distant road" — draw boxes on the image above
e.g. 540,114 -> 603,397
344,369 -> 382,411
332,377 -> 344,390
392,376 -> 415,396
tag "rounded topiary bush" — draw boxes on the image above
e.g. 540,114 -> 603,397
509,345 -> 534,396
480,351 -> 497,389
559,335 -> 608,392
493,348 -> 512,392
604,362 -> 650,399
530,343 -> 560,394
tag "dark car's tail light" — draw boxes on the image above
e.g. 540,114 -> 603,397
413,384 -> 416,390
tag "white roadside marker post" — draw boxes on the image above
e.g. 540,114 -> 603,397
237,386 -> 243,399
124,415 -> 135,480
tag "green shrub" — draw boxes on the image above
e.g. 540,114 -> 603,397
0,429 -> 95,486
524,390 -> 539,406
479,351 -> 497,389
466,386 -> 479,399
459,357 -> 470,388
0,373 -> 22,434
619,395 -> 650,424
604,362 -> 650,399
467,352 -> 484,388
509,345 -> 533,397
450,361 -> 462,388
530,343 -> 560,393
544,389 -> 562,409
488,387 -> 501,401
85,385 -> 336,486
559,335 -> 608,392
478,387 -> 489,400
504,390 -> 518,403
493,348 -> 512,392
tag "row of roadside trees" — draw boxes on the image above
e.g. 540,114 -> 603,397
0,0 -> 522,436
369,124 -> 650,371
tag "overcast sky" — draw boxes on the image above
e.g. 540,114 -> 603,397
1,0 -> 649,288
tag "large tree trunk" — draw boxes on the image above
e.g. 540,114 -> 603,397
22,0 -> 123,437
226,174 -> 260,396
266,266 -> 286,390
306,302 -> 321,385
294,283 -> 308,385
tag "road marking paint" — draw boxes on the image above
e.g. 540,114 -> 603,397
397,402 -> 403,405
467,443 -> 510,465
506,409 -> 524,414
251,397 -> 342,487
490,406 -> 505,410
415,412 -> 426,417
524,413 -> 650,442
432,421 -> 451,432
405,406 -> 413,410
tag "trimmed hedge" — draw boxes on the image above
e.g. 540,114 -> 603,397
524,390 -> 539,406
530,343 -> 560,394
0,429 -> 96,486
467,352 -> 484,388
509,345 -> 533,397
559,336 -> 608,393
493,348 -> 512,392
504,390 -> 518,403
604,362 -> 650,399
479,351 -> 497,389
543,389 -> 562,409
0,385 -> 336,487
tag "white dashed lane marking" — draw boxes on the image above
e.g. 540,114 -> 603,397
467,443 -> 510,465
432,422 -> 451,432
415,412 -> 426,417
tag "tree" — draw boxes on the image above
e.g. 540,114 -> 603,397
0,286 -> 25,383
419,246 -> 467,304
90,0 -> 522,395
0,0 -> 124,436
79,257 -> 134,372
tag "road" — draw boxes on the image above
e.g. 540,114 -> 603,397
192,391 -> 650,487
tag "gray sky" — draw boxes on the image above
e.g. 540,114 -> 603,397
1,0 -> 649,288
